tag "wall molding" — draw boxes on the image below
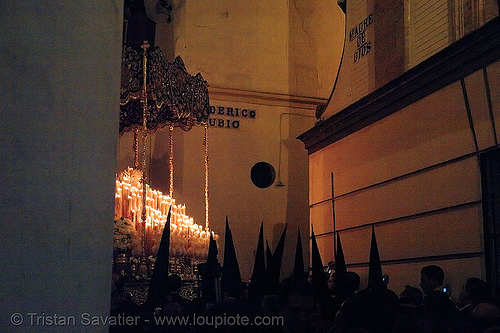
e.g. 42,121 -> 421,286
309,152 -> 478,208
298,16 -> 500,154
208,86 -> 327,110
314,200 -> 481,238
344,251 -> 483,269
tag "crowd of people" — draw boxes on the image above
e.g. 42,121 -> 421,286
109,223 -> 500,333
110,264 -> 500,333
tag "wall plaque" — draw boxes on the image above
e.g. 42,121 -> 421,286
209,106 -> 257,129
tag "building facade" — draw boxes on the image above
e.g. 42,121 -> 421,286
299,0 -> 500,299
120,0 -> 346,279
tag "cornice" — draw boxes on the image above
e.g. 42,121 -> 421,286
298,16 -> 500,154
208,86 -> 327,110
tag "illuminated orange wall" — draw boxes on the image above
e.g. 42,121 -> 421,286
308,59 -> 500,299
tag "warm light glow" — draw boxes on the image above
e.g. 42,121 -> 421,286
115,167 -> 213,259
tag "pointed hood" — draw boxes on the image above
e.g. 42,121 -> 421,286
198,231 -> 221,304
368,226 -> 384,291
311,225 -> 328,301
311,225 -> 324,279
267,224 -> 287,293
207,232 -> 219,265
221,216 -> 243,299
249,222 -> 266,301
335,232 -> 347,278
266,240 -> 272,269
147,206 -> 172,307
293,228 -> 305,281
264,240 -> 273,294
334,232 -> 350,299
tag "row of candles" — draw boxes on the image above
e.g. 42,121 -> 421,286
114,167 -> 212,258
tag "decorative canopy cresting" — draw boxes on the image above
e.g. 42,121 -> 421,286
120,44 -> 210,134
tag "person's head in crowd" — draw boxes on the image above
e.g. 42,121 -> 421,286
336,287 -> 399,333
328,270 -> 360,297
277,277 -> 321,333
420,265 -> 444,294
346,271 -> 361,294
459,277 -> 490,307
459,277 -> 500,329
328,270 -> 335,293
399,285 -> 423,307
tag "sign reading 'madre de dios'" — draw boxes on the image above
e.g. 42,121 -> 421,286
349,13 -> 373,63
208,105 -> 256,129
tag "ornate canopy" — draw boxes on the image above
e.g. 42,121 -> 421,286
120,45 -> 210,134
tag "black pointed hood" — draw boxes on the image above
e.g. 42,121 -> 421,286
221,216 -> 243,299
207,232 -> 218,265
334,232 -> 350,299
198,231 -> 221,304
249,222 -> 266,301
293,228 -> 305,281
335,232 -> 347,278
311,225 -> 324,278
267,224 -> 287,293
266,240 -> 272,269
368,226 -> 384,291
147,205 -> 172,307
311,225 -> 328,302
